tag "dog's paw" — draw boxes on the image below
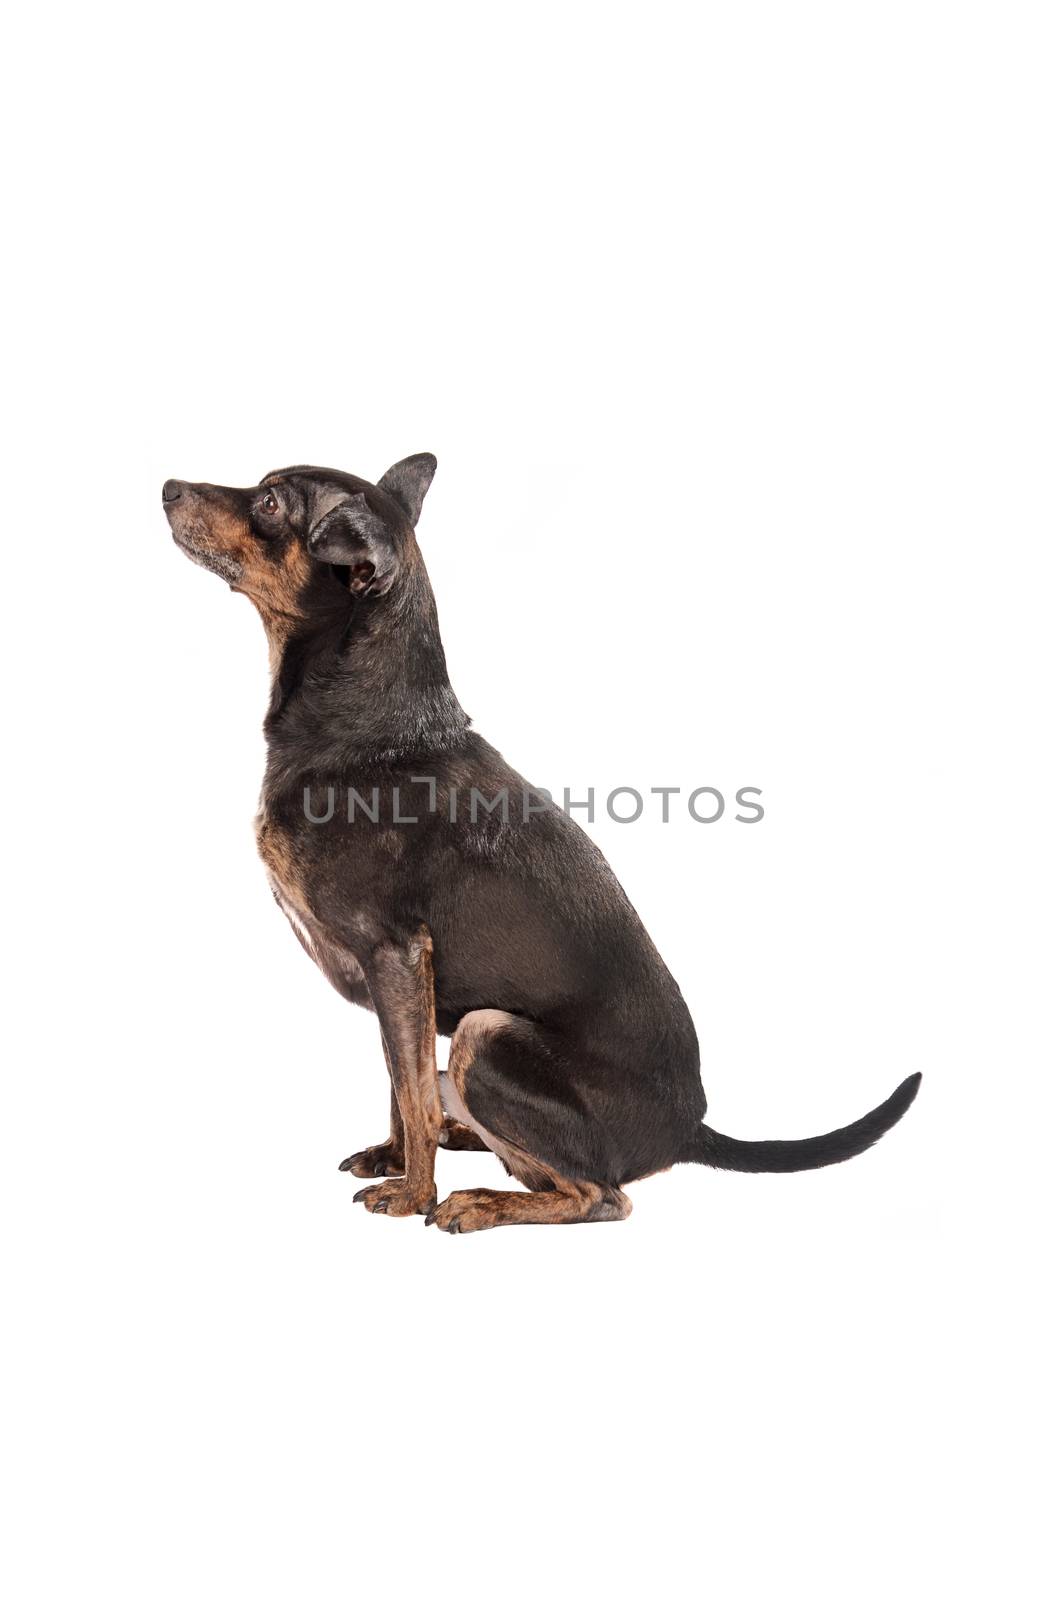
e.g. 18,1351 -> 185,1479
353,1179 -> 436,1218
426,1188 -> 502,1234
339,1141 -> 404,1179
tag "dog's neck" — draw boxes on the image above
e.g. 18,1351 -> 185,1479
260,555 -> 469,789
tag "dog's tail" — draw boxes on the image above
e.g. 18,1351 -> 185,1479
684,1072 -> 921,1174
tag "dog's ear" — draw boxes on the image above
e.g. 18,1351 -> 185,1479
306,494 -> 395,594
377,453 -> 437,527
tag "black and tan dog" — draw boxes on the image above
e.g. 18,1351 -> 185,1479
162,455 -> 920,1233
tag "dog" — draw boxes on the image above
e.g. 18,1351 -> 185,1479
162,454 -> 920,1232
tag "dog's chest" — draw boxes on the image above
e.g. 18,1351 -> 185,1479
253,807 -> 370,1003
254,808 -> 314,920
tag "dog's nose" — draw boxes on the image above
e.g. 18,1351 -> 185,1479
162,479 -> 184,504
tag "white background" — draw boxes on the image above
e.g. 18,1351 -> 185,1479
4,3 -> 1056,1596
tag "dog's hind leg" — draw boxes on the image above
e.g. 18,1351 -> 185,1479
428,1010 -> 632,1234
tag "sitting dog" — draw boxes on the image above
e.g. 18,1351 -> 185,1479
162,454 -> 920,1233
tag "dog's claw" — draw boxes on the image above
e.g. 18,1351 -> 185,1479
353,1187 -> 370,1204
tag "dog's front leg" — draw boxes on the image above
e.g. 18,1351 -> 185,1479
352,929 -> 441,1218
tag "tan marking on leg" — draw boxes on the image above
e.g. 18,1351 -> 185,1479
446,1008 -> 515,1095
353,931 -> 442,1217
429,1174 -> 632,1234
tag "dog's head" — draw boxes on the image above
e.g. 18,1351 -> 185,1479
161,455 -> 437,629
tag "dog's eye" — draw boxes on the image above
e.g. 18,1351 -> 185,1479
261,492 -> 279,515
